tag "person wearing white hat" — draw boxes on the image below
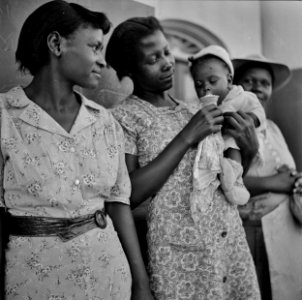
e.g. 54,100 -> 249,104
188,45 -> 266,211
233,54 -> 302,300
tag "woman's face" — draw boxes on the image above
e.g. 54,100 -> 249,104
58,25 -> 106,89
131,30 -> 175,93
237,67 -> 273,110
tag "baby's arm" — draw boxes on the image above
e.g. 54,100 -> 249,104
221,147 -> 250,205
241,92 -> 266,130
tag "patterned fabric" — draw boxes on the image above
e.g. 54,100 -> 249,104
238,119 -> 297,300
1,87 -> 132,300
239,119 -> 296,220
112,95 -> 260,300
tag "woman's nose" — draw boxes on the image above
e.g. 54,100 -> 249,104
97,53 -> 107,68
251,79 -> 263,90
162,57 -> 174,70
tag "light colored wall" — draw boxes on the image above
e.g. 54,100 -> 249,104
156,1 -> 262,57
261,1 -> 302,169
261,1 -> 302,69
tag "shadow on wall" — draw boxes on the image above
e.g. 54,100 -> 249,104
83,68 -> 133,108
269,68 -> 302,171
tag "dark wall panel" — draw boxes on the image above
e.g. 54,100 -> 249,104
269,68 -> 302,171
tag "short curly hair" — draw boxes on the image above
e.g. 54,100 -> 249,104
105,16 -> 164,80
15,0 -> 111,76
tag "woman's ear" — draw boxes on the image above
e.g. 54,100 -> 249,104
47,31 -> 62,57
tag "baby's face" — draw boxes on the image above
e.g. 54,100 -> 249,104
191,57 -> 232,103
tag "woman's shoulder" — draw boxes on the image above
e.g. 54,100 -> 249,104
78,93 -> 123,135
112,95 -> 146,112
0,86 -> 25,107
111,95 -> 153,122
266,119 -> 282,134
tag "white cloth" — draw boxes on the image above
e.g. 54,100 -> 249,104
262,200 -> 302,300
239,119 -> 300,300
190,85 -> 265,215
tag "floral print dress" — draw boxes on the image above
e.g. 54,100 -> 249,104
0,87 -> 132,300
112,95 -> 260,300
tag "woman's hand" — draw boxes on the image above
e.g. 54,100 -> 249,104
290,192 -> 302,226
131,284 -> 154,300
222,110 -> 258,175
289,170 -> 302,226
270,169 -> 297,193
180,104 -> 224,147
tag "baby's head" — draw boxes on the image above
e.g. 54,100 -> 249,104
188,45 -> 233,104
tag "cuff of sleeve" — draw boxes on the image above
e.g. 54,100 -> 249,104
106,196 -> 130,205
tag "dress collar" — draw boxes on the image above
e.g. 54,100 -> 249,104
5,86 -> 102,137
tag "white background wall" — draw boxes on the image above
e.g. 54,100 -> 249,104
157,1 -> 262,58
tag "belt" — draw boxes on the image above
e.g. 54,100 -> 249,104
7,210 -> 107,242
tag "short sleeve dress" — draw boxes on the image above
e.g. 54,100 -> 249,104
238,119 -> 297,300
1,87 -> 132,300
112,95 -> 261,300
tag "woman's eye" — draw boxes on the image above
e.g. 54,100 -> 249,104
195,81 -> 203,88
261,80 -> 271,88
90,43 -> 102,53
93,45 -> 100,52
149,56 -> 158,64
243,78 -> 252,85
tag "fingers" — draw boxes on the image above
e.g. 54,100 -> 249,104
198,105 -> 224,126
290,195 -> 302,226
223,110 -> 254,130
277,164 -> 291,173
223,113 -> 246,131
201,104 -> 223,117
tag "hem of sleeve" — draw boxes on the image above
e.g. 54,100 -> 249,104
125,149 -> 137,156
106,197 -> 130,205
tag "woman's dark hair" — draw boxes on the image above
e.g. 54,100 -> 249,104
233,61 -> 275,86
16,0 -> 111,75
105,16 -> 164,79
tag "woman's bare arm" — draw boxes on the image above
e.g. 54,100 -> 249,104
126,105 -> 224,208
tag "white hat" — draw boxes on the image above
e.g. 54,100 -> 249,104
188,45 -> 234,76
232,54 -> 292,90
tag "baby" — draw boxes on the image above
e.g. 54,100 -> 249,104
188,45 -> 266,214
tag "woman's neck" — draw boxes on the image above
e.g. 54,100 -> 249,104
24,68 -> 78,113
133,88 -> 176,108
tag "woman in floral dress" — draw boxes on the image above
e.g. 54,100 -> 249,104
0,1 -> 153,299
107,16 -> 261,299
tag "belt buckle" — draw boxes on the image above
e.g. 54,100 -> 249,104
95,210 -> 107,229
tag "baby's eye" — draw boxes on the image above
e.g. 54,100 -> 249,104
164,49 -> 171,56
209,79 -> 218,84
